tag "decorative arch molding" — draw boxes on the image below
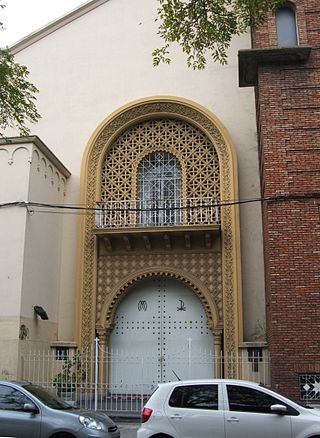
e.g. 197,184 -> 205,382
0,144 -> 67,193
98,268 -> 220,333
0,145 -> 31,165
78,96 -> 242,364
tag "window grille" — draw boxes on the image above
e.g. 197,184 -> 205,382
299,374 -> 320,401
138,152 -> 182,226
55,347 -> 69,361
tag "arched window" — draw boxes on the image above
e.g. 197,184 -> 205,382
276,5 -> 298,47
138,151 -> 182,226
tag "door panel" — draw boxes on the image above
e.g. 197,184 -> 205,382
110,277 -> 214,388
165,383 -> 225,438
225,410 -> 292,438
0,410 -> 41,438
224,383 -> 292,438
0,384 -> 41,438
161,278 -> 214,381
109,279 -> 160,389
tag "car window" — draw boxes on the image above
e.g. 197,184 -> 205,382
169,384 -> 218,410
0,384 -> 31,411
227,384 -> 297,415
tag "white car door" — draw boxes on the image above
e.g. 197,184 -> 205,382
224,383 -> 293,438
165,383 -> 225,438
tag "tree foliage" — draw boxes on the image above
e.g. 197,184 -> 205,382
0,3 -> 4,30
154,0 -> 285,69
0,49 -> 41,136
0,3 -> 40,136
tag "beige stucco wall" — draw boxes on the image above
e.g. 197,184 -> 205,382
0,140 -> 68,377
6,0 -> 265,342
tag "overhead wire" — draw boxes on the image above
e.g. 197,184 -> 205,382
0,192 -> 319,216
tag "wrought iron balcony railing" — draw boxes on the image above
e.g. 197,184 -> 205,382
95,198 -> 220,229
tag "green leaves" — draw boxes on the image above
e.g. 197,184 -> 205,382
0,3 -> 4,31
53,353 -> 86,396
154,0 -> 285,69
0,49 -> 41,136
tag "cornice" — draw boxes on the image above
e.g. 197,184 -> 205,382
238,46 -> 312,87
0,136 -> 71,178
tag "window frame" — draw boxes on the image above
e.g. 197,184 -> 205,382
0,384 -> 33,412
168,384 -> 219,411
275,3 -> 299,47
137,151 -> 182,226
226,384 -> 299,416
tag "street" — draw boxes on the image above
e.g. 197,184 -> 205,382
117,419 -> 140,438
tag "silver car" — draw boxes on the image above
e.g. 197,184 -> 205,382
0,380 -> 120,438
137,379 -> 320,438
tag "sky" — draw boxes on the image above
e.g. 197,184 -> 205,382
1,0 -> 88,47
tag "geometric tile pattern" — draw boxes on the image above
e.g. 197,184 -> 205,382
101,118 -> 220,203
96,251 -> 222,324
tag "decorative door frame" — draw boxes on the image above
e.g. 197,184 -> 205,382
77,96 -> 243,374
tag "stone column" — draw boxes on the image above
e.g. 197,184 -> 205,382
213,328 -> 223,378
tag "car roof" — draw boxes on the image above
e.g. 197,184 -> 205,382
157,379 -> 261,388
0,380 -> 32,386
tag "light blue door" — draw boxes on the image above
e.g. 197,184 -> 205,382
110,277 -> 214,390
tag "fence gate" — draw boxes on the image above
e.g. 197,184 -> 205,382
109,276 -> 215,390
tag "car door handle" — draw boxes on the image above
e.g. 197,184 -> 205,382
170,414 -> 183,420
227,417 -> 240,423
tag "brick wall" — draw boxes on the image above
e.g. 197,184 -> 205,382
253,0 -> 320,400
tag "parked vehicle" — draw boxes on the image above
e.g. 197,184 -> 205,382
137,379 -> 320,438
0,380 -> 120,438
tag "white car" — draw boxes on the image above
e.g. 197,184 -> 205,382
137,379 -> 320,438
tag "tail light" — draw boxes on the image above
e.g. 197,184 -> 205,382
141,407 -> 153,423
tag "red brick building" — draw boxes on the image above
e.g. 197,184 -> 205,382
240,0 -> 320,400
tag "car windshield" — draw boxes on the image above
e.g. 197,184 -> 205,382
23,385 -> 73,410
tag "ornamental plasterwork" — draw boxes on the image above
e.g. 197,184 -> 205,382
96,252 -> 222,329
0,144 -> 67,194
101,118 -> 220,202
0,145 -> 32,165
80,99 -> 240,368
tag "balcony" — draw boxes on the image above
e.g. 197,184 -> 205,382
95,198 -> 220,229
95,198 -> 220,253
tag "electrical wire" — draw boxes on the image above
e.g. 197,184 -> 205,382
0,192 -> 319,216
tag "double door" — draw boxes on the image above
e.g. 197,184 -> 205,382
110,277 -> 214,389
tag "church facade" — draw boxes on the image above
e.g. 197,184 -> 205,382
0,0 -> 319,402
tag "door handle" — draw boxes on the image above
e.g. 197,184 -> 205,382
170,414 -> 183,420
227,417 -> 239,423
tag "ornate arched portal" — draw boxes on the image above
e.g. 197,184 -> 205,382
78,97 -> 242,377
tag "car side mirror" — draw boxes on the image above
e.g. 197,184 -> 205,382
270,404 -> 288,415
23,402 -> 39,414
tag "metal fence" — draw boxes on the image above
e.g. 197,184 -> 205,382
20,340 -> 270,415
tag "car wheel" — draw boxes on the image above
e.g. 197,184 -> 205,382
50,433 -> 76,438
150,434 -> 174,438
